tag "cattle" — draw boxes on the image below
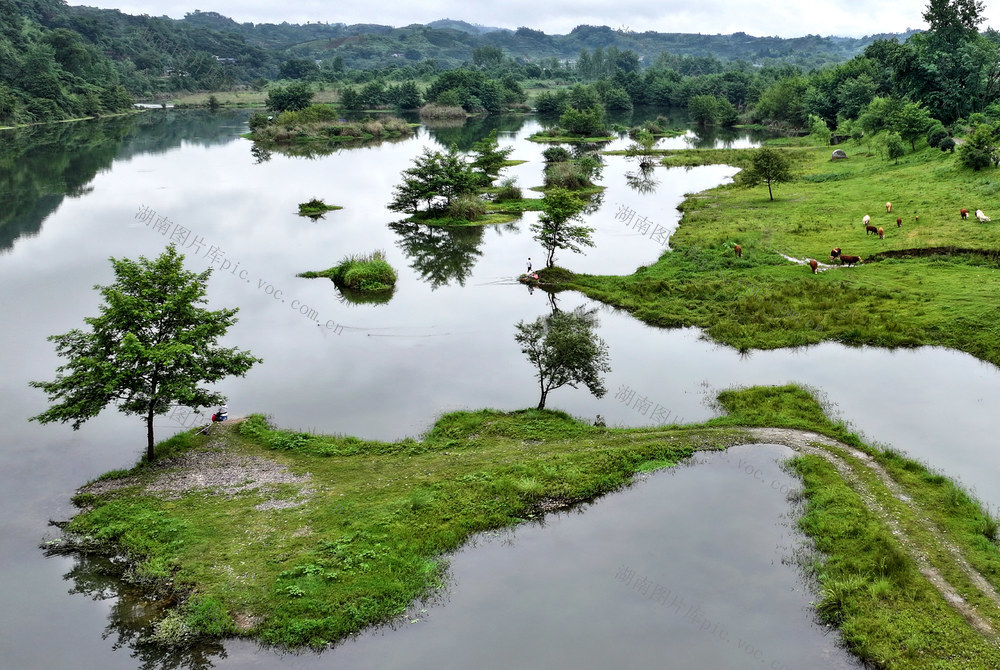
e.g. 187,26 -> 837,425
878,227 -> 884,239
961,208 -> 969,220
886,201 -> 892,213
896,217 -> 902,227
830,247 -> 841,261
734,244 -> 742,258
809,259 -> 819,274
976,209 -> 991,222
866,224 -> 879,236
862,214 -> 871,226
839,254 -> 861,267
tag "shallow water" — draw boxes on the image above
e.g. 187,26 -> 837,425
1,109 -> 997,668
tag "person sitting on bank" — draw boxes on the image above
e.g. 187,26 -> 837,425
212,404 -> 228,422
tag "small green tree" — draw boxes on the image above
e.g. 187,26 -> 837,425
559,105 -> 606,136
892,102 -> 933,151
30,245 -> 261,462
470,130 -> 514,185
885,131 -> 906,163
266,81 -> 314,112
388,145 -> 479,214
736,147 -> 793,201
532,188 -> 594,267
958,124 -> 996,170
514,306 -> 611,410
689,95 -> 719,126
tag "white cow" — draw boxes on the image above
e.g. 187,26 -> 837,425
862,214 -> 871,226
976,209 -> 991,222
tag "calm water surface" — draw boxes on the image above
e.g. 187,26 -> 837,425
1,110 -> 997,669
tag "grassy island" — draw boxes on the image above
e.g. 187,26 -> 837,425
297,198 -> 342,217
299,250 -> 397,293
559,141 -> 1000,367
248,105 -> 414,147
51,385 -> 1000,667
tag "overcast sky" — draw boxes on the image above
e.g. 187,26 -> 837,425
66,0 -> 1000,39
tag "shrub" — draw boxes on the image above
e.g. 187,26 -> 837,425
493,177 -> 522,203
939,137 -> 956,152
542,146 -> 571,163
544,161 -> 594,189
927,124 -> 948,148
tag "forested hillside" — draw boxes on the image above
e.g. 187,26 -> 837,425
1,0 -> 918,126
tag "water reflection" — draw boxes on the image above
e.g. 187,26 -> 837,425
389,221 -> 486,289
624,164 -> 660,194
0,110 -> 248,253
422,114 -> 531,151
60,554 -> 228,670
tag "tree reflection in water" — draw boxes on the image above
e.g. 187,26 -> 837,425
58,553 -> 228,670
389,220 -> 486,289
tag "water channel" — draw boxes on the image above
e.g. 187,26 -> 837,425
1,109 -> 996,668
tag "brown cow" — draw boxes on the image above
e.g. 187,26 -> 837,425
839,254 -> 861,267
878,227 -> 885,239
830,247 -> 841,261
896,217 -> 902,227
866,224 -> 879,235
961,208 -> 969,220
734,244 -> 742,258
809,259 -> 819,274
886,201 -> 892,213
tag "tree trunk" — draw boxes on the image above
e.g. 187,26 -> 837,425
767,180 -> 773,201
537,390 -> 547,410
146,407 -> 156,462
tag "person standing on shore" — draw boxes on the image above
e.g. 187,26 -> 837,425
526,257 -> 532,273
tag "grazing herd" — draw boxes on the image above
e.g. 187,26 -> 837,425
730,201 -> 993,276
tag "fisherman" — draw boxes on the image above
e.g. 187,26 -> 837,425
526,257 -> 532,273
213,404 -> 228,422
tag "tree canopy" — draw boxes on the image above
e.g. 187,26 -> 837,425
30,245 -> 261,462
514,306 -> 611,410
531,188 -> 594,267
736,147 -> 794,201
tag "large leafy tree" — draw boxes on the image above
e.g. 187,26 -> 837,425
30,245 -> 261,462
515,307 -> 611,410
531,187 -> 594,267
266,81 -> 314,112
736,147 -> 793,201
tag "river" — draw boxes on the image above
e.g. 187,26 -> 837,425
1,109 -> 995,668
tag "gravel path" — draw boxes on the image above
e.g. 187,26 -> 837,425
744,427 -> 1000,645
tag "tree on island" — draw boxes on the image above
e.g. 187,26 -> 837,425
515,306 -> 611,410
531,187 -> 594,268
470,130 -> 514,185
30,245 -> 261,462
388,145 -> 479,214
266,81 -> 314,112
736,146 -> 793,201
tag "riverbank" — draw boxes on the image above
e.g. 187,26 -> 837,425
51,386 -> 1000,666
564,141 -> 1000,368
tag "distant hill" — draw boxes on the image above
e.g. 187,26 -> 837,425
426,19 -> 510,35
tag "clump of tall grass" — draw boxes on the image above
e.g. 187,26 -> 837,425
447,194 -> 487,221
418,103 -> 466,119
300,250 -> 397,292
544,159 -> 598,189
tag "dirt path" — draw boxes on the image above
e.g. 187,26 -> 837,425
743,427 -> 1000,645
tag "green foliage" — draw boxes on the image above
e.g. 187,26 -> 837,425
388,145 -> 479,214
302,250 -> 397,292
736,146 -> 794,200
492,177 -> 522,203
927,123 -> 949,148
559,105 -> 606,137
688,95 -> 719,126
957,124 -> 997,170
532,187 -> 594,267
266,81 -> 314,113
808,114 -> 831,144
542,146 -> 572,163
447,194 -> 487,221
29,245 -> 261,462
514,306 -> 611,409
884,131 -> 906,163
470,130 -> 514,184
